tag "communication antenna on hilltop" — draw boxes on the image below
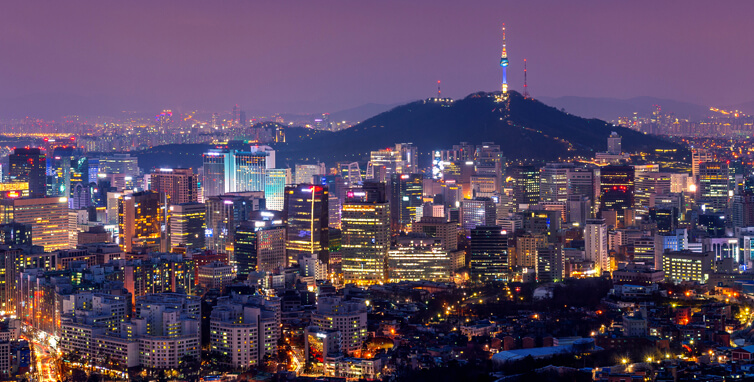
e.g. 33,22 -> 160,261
437,80 -> 442,99
523,59 -> 529,99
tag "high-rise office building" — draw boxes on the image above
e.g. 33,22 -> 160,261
203,149 -> 232,198
0,222 -> 32,247
341,182 -> 390,284
460,197 -> 496,231
634,172 -> 671,214
537,243 -> 564,283
567,167 -> 599,201
585,218 -> 609,273
599,165 -> 635,218
294,163 -> 326,185
234,220 -> 286,276
169,202 -> 206,250
540,163 -> 574,204
49,146 -> 89,206
698,162 -> 730,213
412,216 -> 458,251
250,145 -> 276,168
469,226 -> 508,281
264,169 -> 287,211
118,191 -> 167,253
515,232 -> 547,268
284,185 -> 329,265
732,191 -> 754,228
150,168 -> 198,204
234,151 -> 268,192
9,148 -> 46,196
607,132 -> 622,155
0,197 -> 69,252
205,194 -> 263,265
474,143 -> 505,189
389,173 -> 423,233
511,165 -> 540,207
98,153 -> 139,177
370,143 -> 418,177
692,148 -> 713,181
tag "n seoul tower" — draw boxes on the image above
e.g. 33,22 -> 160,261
499,23 -> 509,95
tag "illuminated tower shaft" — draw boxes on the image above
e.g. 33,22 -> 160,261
500,23 -> 509,94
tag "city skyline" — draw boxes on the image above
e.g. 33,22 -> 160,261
1,1 -> 753,117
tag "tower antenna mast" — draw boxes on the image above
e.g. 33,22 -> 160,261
437,80 -> 441,99
523,59 -> 529,98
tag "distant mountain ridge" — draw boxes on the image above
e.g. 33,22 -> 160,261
271,90 -> 683,165
136,90 -> 684,170
538,95 -> 713,121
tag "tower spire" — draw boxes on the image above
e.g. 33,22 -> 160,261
499,23 -> 509,95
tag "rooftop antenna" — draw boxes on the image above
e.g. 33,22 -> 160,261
523,59 -> 529,98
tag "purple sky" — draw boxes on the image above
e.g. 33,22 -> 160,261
1,0 -> 752,115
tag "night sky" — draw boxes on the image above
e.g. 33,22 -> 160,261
1,1 -> 752,115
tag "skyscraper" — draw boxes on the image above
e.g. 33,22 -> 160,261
284,185 -> 329,266
460,197 -> 496,231
537,243 -> 564,283
234,220 -> 287,276
540,163 -> 574,204
169,202 -> 206,250
49,146 -> 88,202
205,194 -> 262,265
474,143 -> 505,188
203,149 -> 232,198
511,165 -> 540,208
607,132 -> 622,155
294,163 -> 326,185
634,172 -> 671,214
97,154 -> 139,177
234,151 -> 268,192
584,218 -> 609,273
692,148 -> 713,181
369,144 -> 418,177
698,162 -> 730,213
150,168 -> 198,204
0,197 -> 69,252
264,169 -> 287,211
599,165 -> 635,218
412,216 -> 458,251
118,191 -> 167,253
389,173 -> 423,234
469,226 -> 508,281
341,182 -> 390,284
9,148 -> 46,197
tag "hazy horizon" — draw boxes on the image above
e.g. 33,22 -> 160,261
1,1 -> 753,118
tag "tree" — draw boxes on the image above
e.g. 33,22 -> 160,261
179,354 -> 200,382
